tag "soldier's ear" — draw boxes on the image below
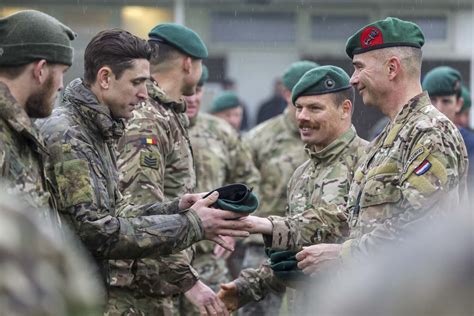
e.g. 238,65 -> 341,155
32,59 -> 48,84
182,56 -> 192,74
386,56 -> 401,81
341,100 -> 352,119
97,67 -> 113,89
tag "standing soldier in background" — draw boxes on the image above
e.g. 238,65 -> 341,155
182,65 -> 261,314
0,10 -> 102,314
116,24 -> 227,315
37,28 -> 250,316
422,66 -> 474,190
209,91 -> 244,131
238,60 -> 318,316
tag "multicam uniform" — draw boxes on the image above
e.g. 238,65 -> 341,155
235,126 -> 367,310
239,108 -> 306,315
37,79 -> 206,303
268,93 -> 468,257
113,80 -> 198,315
0,82 -> 60,226
188,112 -> 261,292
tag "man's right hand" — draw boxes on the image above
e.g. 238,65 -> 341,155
191,191 -> 251,251
217,282 -> 240,312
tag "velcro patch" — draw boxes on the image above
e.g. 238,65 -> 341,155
414,159 -> 431,176
140,137 -> 158,145
140,151 -> 160,170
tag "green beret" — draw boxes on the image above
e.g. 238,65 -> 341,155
210,91 -> 241,113
282,60 -> 320,90
461,85 -> 471,112
198,64 -> 209,87
0,10 -> 76,66
204,183 -> 259,214
291,65 -> 351,105
148,23 -> 208,59
266,249 -> 306,289
422,66 -> 462,97
345,17 -> 425,58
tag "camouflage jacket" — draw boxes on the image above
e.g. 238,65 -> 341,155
0,190 -> 103,316
113,80 -> 198,297
342,92 -> 468,258
235,126 -> 367,304
0,82 -> 60,227
36,78 -> 205,280
244,109 -> 305,219
189,112 -> 261,253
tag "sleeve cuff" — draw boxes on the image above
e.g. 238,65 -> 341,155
183,209 -> 204,241
266,216 -> 290,250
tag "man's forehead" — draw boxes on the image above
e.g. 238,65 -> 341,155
296,94 -> 329,106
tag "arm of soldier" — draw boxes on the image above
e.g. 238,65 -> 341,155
117,116 -> 169,210
341,127 -> 468,260
218,262 -> 286,312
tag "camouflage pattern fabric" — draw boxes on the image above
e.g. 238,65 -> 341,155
239,108 -> 305,315
343,92 -> 468,257
0,189 -> 103,316
182,112 -> 260,315
0,81 -> 61,228
113,80 -> 199,314
36,78 -> 205,287
235,126 -> 368,306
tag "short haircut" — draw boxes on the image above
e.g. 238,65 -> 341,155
332,86 -> 355,110
377,46 -> 423,78
84,29 -> 151,85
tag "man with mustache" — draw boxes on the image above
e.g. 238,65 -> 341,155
37,29 -> 250,315
218,65 -> 367,313
240,18 -> 468,281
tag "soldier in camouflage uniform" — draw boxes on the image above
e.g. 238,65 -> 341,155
0,10 -> 103,313
36,29 -> 250,315
242,18 -> 468,284
238,60 -> 318,316
181,65 -> 260,314
115,24 -> 225,315
0,188 -> 103,316
218,66 -> 367,313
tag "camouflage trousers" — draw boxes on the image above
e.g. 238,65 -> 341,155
105,288 -> 175,316
239,244 -> 285,316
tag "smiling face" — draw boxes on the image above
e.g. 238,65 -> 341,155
214,106 -> 243,131
295,93 -> 346,149
185,85 -> 204,120
350,50 -> 389,110
102,58 -> 150,119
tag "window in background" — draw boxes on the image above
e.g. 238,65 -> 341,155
122,6 -> 173,39
211,12 -> 296,43
311,15 -> 369,41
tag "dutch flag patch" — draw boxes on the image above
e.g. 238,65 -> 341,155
414,159 -> 432,176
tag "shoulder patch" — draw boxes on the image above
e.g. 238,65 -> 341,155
140,151 -> 160,170
402,146 -> 424,174
140,137 -> 158,145
414,159 -> 431,176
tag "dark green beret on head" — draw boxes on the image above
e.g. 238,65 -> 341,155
148,23 -> 208,59
422,66 -> 462,97
461,85 -> 471,111
0,10 -> 76,66
282,60 -> 319,91
345,17 -> 425,58
210,91 -> 240,113
203,183 -> 259,214
198,64 -> 209,87
291,65 -> 351,105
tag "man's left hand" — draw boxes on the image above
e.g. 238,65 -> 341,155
295,243 -> 342,275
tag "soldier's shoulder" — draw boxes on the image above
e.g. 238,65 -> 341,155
245,114 -> 285,144
199,113 -> 237,137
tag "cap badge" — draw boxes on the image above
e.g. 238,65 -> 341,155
361,26 -> 383,48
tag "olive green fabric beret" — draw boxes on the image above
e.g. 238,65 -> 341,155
203,183 -> 259,214
0,10 -> 76,66
461,85 -> 471,111
291,65 -> 351,105
210,91 -> 241,113
422,66 -> 462,97
345,17 -> 425,58
148,23 -> 208,59
198,64 -> 209,87
282,60 -> 320,91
